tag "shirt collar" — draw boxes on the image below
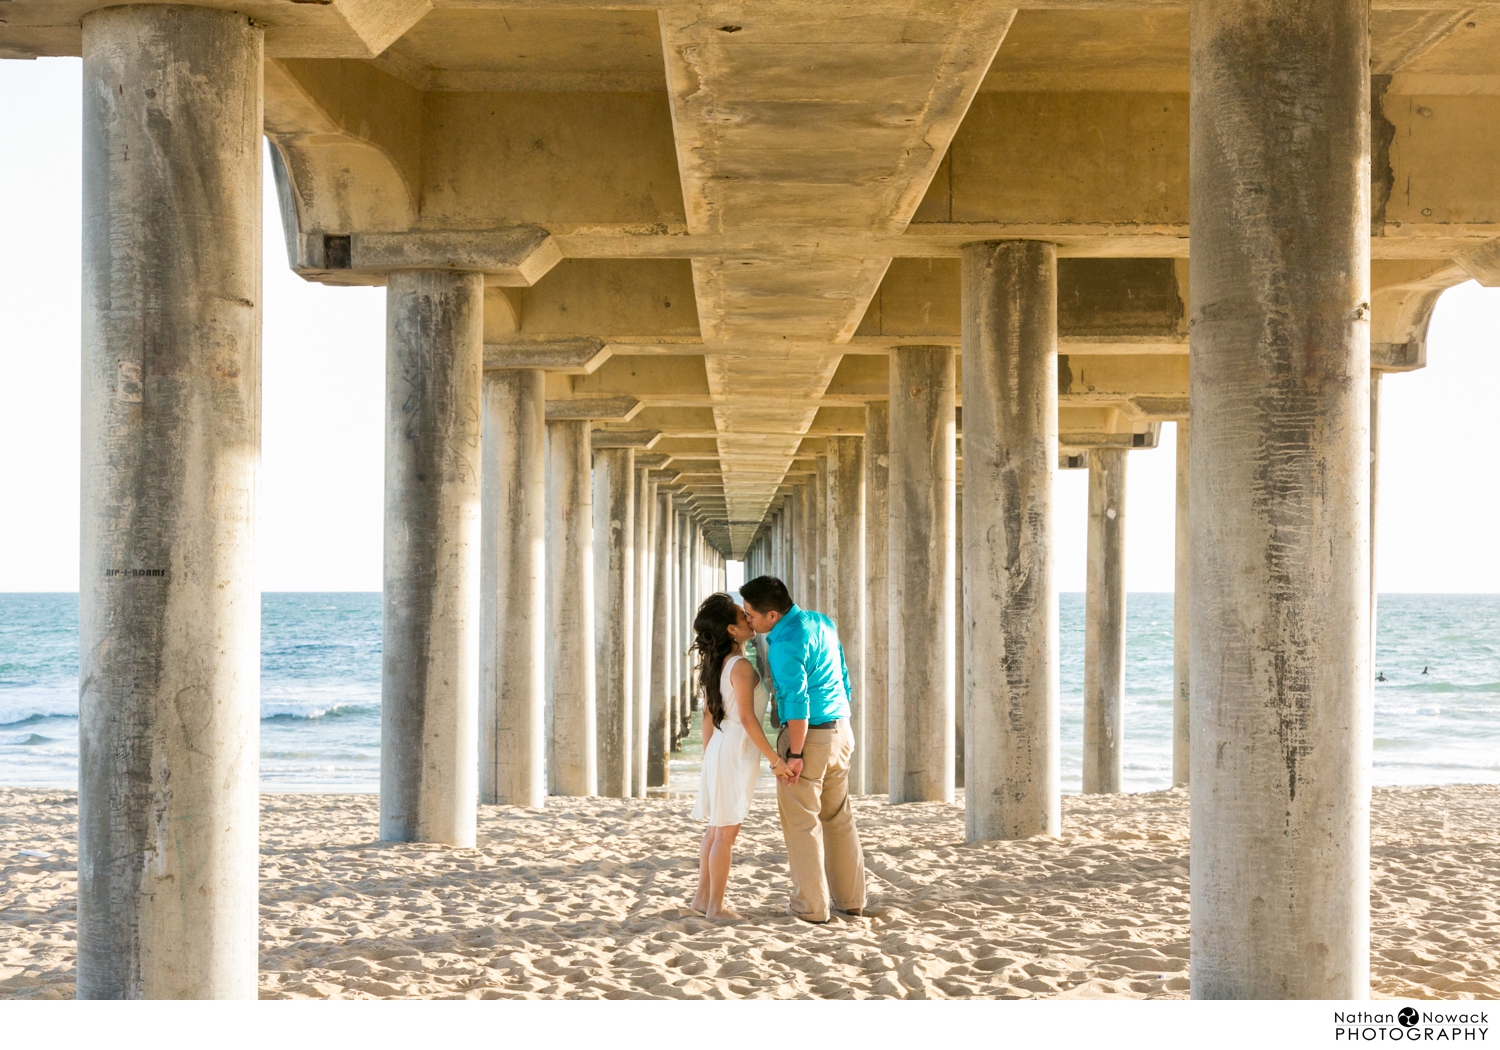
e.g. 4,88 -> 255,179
767,604 -> 800,643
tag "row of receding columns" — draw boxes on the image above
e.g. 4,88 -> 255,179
747,405 -> 1170,810
75,0 -> 1373,1000
474,397 -> 722,811
393,334 -> 729,822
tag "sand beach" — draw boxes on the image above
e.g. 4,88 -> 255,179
1,784 -> 1496,1000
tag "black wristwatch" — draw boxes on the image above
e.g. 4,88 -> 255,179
787,751 -> 803,760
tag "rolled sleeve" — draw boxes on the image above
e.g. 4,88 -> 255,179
769,636 -> 810,722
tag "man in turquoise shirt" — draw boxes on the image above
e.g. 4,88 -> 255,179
741,575 -> 866,923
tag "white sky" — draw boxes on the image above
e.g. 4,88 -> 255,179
4,57 -> 1499,594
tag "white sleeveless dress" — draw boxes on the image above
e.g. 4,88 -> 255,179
691,653 -> 769,827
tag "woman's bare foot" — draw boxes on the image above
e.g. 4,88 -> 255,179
688,895 -> 708,915
705,906 -> 745,921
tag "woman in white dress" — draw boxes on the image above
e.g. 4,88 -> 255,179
688,592 -> 788,919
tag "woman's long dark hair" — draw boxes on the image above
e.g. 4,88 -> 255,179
691,592 -> 740,730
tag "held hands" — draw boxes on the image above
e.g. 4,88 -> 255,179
771,756 -> 803,785
770,755 -> 801,784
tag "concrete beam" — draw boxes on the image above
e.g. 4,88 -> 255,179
652,437 -> 719,458
544,396 -> 641,422
1060,423 -> 1162,450
486,337 -> 610,374
290,227 -> 563,287
572,355 -> 711,398
591,429 -> 661,449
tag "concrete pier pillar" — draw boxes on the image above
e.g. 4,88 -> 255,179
864,401 -> 891,796
648,490 -> 673,786
480,369 -> 547,808
813,456 -> 829,611
684,517 -> 699,728
675,510 -> 691,744
1083,448 -> 1128,795
827,436 -> 866,792
888,346 -> 956,804
381,270 -> 484,847
1172,420 -> 1191,788
79,5 -> 262,998
546,420 -> 597,797
961,240 -> 1060,841
781,501 -> 795,581
593,448 -> 634,798
633,467 -> 655,797
668,503 -> 682,749
955,485 -> 965,790
1190,0 -> 1371,998
794,482 -> 813,601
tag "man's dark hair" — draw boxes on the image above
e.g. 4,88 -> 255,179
740,575 -> 793,615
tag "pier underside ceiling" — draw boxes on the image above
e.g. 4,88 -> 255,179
7,0 -> 1494,554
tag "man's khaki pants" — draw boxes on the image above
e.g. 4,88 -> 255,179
776,720 -> 866,922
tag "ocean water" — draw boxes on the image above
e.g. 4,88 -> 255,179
1,592 -> 1497,793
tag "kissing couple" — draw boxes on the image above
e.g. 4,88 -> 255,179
685,575 -> 867,923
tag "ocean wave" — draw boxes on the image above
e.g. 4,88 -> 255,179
1375,759 -> 1500,772
0,690 -> 78,725
1384,681 -> 1500,694
261,702 -> 378,721
262,750 -> 376,761
4,733 -> 55,746
2,696 -> 380,724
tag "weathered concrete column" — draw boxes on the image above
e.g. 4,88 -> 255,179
769,508 -> 781,578
381,270 -> 484,847
1172,420 -> 1191,788
955,485 -> 965,789
480,369 -> 547,809
827,436 -> 866,792
781,500 -> 795,581
633,467 -> 655,797
79,5 -> 262,999
1190,0 -> 1371,999
665,501 -> 680,749
864,401 -> 891,797
888,346 -> 956,804
546,420 -> 596,797
648,491 -> 674,786
1083,448 -> 1128,795
961,240 -> 1059,841
684,516 -> 699,727
794,481 -> 813,600
674,509 -> 690,745
813,456 -> 829,611
593,448 -> 634,797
